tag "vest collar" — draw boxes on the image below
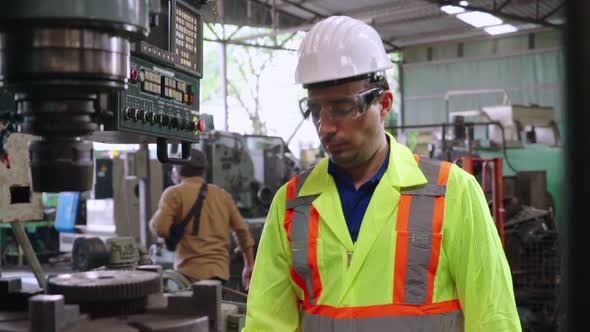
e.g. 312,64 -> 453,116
299,132 -> 427,197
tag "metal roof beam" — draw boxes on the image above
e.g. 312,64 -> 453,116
204,38 -> 298,51
427,0 -> 563,29
541,1 -> 566,21
497,0 -> 511,11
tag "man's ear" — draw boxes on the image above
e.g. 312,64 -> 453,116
380,90 -> 394,118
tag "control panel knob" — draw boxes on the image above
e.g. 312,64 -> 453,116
125,107 -> 137,120
136,109 -> 145,122
179,119 -> 188,130
161,114 -> 170,127
145,112 -> 155,124
170,117 -> 179,129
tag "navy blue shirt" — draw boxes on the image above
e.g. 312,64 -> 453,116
327,148 -> 390,243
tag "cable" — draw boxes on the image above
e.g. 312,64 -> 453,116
492,121 -> 518,174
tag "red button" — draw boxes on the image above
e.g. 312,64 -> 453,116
189,95 -> 195,105
197,119 -> 206,132
130,69 -> 138,81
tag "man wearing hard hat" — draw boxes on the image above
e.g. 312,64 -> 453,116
243,16 -> 521,332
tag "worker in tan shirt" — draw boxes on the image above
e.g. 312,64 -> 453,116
149,149 -> 255,288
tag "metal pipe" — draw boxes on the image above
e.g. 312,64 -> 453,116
220,41 -> 229,131
388,121 -> 518,173
492,158 -> 505,247
10,221 -> 46,289
444,89 -> 510,122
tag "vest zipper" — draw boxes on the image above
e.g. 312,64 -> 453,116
347,251 -> 353,267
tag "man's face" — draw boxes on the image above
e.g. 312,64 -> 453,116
307,80 -> 392,169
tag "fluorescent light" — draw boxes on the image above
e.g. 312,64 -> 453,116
484,24 -> 518,35
456,11 -> 503,27
459,1 -> 469,6
440,5 -> 465,14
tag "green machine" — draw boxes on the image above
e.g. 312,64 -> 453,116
391,103 -> 563,330
465,104 -> 563,217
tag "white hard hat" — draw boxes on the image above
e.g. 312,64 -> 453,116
295,16 -> 393,87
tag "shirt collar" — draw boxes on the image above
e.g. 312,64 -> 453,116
299,133 -> 427,197
327,138 -> 390,187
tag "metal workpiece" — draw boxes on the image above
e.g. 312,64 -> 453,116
47,270 -> 161,302
127,314 -> 209,332
1,29 -> 130,90
28,294 -> 85,332
0,277 -> 43,311
28,139 -> 94,193
164,281 -> 223,332
0,277 -> 22,293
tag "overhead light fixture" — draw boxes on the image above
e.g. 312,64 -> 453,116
457,11 -> 503,27
440,5 -> 465,15
459,1 -> 469,6
484,24 -> 518,35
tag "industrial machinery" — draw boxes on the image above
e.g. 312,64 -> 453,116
195,130 -> 301,218
0,1 -> 249,330
0,269 -> 246,331
0,0 -> 207,193
391,100 -> 561,331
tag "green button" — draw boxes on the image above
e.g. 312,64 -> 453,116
189,85 -> 196,94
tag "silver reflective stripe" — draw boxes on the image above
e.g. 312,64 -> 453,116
302,310 -> 464,332
286,195 -> 317,209
402,183 -> 446,196
400,157 -> 445,305
404,195 -> 435,304
286,167 -> 317,304
292,204 -> 315,304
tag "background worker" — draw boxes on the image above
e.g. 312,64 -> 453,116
150,149 -> 255,288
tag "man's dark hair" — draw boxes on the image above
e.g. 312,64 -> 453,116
178,165 -> 204,177
177,149 -> 207,177
367,73 -> 390,91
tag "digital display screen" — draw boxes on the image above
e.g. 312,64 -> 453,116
175,4 -> 199,71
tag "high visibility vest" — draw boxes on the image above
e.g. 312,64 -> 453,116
284,156 -> 463,331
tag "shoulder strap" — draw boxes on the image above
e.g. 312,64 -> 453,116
177,182 -> 208,236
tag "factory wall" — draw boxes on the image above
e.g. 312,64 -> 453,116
400,30 -> 564,127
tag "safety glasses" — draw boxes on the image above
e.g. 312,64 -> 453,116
299,88 -> 384,125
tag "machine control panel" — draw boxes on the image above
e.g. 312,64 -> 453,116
89,0 -> 205,144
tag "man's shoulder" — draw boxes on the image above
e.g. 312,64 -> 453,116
205,183 -> 233,199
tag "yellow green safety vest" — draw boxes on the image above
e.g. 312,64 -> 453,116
286,156 -> 461,331
243,135 -> 521,332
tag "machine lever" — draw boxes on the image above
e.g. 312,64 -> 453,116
156,138 -> 192,165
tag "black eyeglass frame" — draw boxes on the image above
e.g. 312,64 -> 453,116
299,87 -> 385,123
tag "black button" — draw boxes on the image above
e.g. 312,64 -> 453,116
125,107 -> 137,120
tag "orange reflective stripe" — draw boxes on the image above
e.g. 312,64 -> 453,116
393,195 -> 412,303
286,176 -> 298,200
437,161 -> 452,185
413,154 -> 421,163
284,176 -> 298,242
303,299 -> 461,319
308,206 -> 322,302
290,267 -> 310,305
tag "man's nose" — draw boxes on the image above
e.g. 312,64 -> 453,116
316,110 -> 338,138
